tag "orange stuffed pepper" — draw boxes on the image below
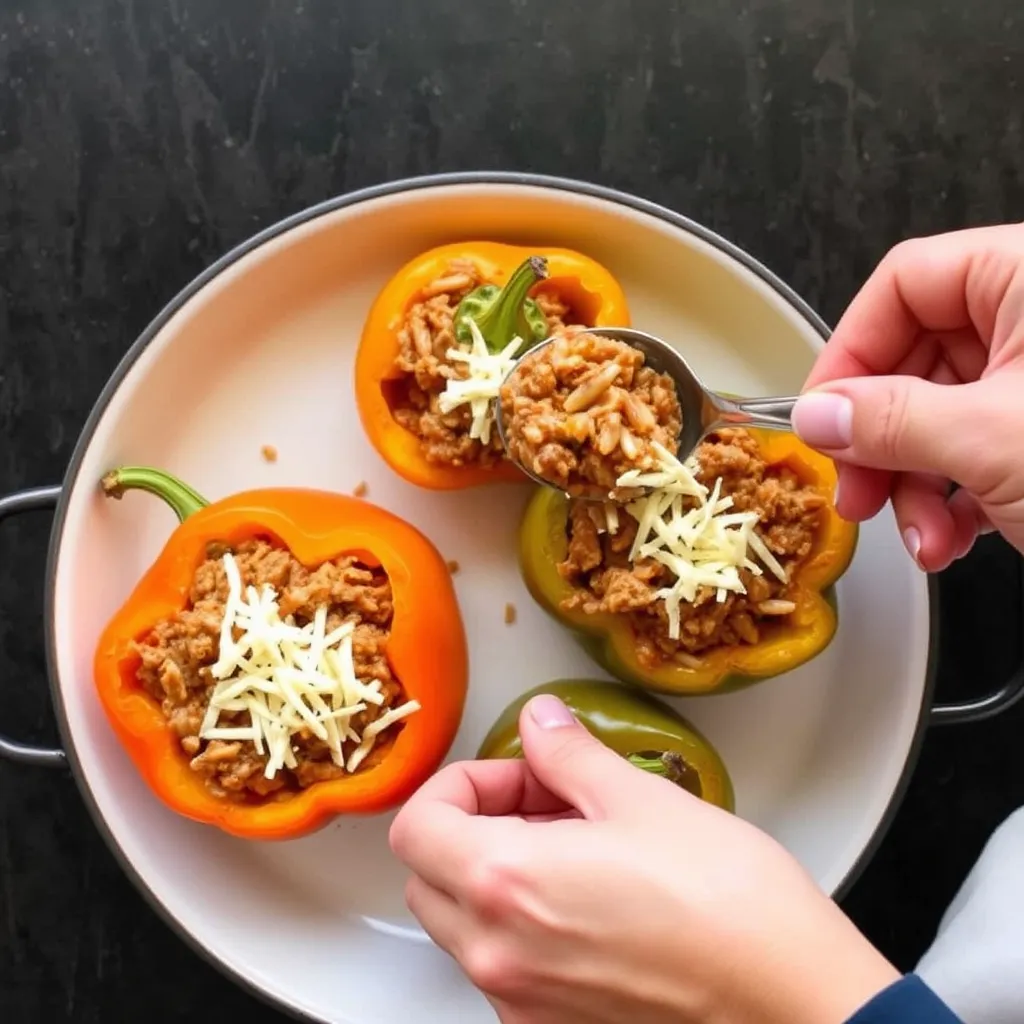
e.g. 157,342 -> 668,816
354,241 -> 630,490
94,466 -> 468,840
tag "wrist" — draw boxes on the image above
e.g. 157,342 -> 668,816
790,916 -> 900,1024
741,903 -> 901,1024
844,974 -> 964,1023
799,950 -> 900,1024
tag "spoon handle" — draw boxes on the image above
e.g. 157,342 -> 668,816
710,394 -> 797,432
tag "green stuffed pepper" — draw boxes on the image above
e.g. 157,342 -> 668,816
518,430 -> 858,697
477,679 -> 734,811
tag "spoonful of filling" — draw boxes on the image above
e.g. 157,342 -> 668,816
497,326 -> 797,502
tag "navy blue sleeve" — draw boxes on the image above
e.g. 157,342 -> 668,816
846,975 -> 964,1023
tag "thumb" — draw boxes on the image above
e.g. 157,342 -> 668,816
517,694 -> 659,820
792,377 -> 995,487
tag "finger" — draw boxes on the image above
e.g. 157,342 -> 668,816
884,329 -> 984,386
409,758 -> 572,819
390,760 -> 568,894
516,695 -> 672,820
806,225 -> 1021,388
792,377 -> 995,488
890,473 -> 956,572
921,328 -> 988,384
892,329 -> 987,386
891,332 -> 939,380
947,488 -> 995,560
390,802 -> 499,896
928,354 -> 961,387
833,463 -> 892,522
517,809 -> 584,823
405,875 -> 468,958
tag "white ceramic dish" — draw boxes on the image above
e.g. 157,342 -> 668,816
1,174 -> 1019,1023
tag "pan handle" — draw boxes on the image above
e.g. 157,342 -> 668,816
930,558 -> 1024,726
0,485 -> 66,767
0,489 -> 1014,746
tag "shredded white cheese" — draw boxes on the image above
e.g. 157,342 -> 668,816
604,502 -> 619,535
436,317 -> 523,444
198,553 -> 420,779
615,442 -> 789,641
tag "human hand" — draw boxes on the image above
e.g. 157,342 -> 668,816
791,224 -> 1024,572
390,695 -> 898,1024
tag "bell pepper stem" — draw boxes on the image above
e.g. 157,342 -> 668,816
627,751 -> 694,789
456,256 -> 549,354
101,466 -> 210,523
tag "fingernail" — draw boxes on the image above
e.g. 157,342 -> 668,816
832,475 -> 841,509
903,526 -> 922,567
528,695 -> 577,729
792,393 -> 854,450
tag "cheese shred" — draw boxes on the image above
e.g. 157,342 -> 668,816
436,317 -> 523,444
615,442 -> 788,641
198,554 -> 420,779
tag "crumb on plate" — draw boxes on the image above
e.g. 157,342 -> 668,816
260,444 -> 278,463
504,602 -> 516,625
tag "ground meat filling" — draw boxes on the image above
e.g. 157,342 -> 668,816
558,429 -> 828,667
500,331 -> 682,498
131,539 -> 403,801
389,259 -> 580,468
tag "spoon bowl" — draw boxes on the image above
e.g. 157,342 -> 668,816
498,326 -> 799,498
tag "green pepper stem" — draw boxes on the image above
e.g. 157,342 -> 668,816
462,256 -> 548,353
627,751 -> 692,788
101,466 -> 210,523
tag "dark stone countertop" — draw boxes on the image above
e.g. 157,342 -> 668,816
1,1 -> 1023,1020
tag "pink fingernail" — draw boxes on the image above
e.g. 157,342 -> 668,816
792,393 -> 854,449
528,695 -> 577,729
903,527 -> 922,567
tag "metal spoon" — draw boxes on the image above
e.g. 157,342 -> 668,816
497,325 -> 797,496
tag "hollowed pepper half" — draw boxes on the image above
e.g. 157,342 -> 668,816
477,679 -> 734,811
518,432 -> 858,697
354,240 -> 631,490
94,467 -> 468,841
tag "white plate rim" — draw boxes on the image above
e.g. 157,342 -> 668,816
38,171 -> 939,1020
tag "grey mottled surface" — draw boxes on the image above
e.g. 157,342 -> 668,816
1,0 -> 1023,1020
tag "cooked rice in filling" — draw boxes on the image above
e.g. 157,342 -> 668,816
500,330 -> 682,498
388,259 -> 583,467
132,539 -> 406,801
558,429 -> 828,667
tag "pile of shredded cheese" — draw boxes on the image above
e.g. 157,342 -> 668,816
436,318 -> 522,444
198,553 -> 420,779
613,442 -> 789,641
